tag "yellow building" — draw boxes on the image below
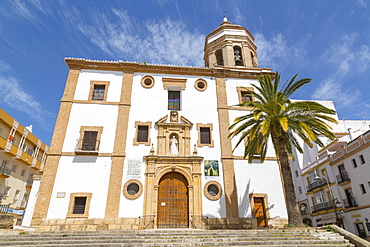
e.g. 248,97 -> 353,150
0,108 -> 48,222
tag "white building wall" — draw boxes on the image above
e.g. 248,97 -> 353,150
335,141 -> 370,235
46,68 -> 290,222
22,178 -> 41,226
121,73 -> 227,218
47,156 -> 112,219
47,70 -> 122,219
74,70 -> 123,102
62,104 -> 119,153
234,160 -> 287,219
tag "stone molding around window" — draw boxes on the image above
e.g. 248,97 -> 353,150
204,181 -> 222,201
236,86 -> 254,104
133,121 -> 152,146
196,123 -> 214,147
88,80 -> 110,101
76,126 -> 104,153
66,192 -> 92,218
194,79 -> 208,91
141,75 -> 155,89
123,179 -> 143,200
162,78 -> 187,90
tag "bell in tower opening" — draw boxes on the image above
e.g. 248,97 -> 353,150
234,46 -> 243,66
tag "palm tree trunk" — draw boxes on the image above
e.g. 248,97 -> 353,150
271,131 -> 303,227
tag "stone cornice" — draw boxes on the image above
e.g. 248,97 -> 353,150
64,57 -> 273,80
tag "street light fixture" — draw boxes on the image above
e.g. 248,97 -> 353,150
314,171 -> 342,226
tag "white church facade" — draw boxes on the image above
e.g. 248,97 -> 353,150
32,19 -> 295,231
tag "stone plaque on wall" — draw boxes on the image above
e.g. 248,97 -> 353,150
126,159 -> 142,179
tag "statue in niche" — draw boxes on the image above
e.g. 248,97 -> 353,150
169,135 -> 179,155
170,110 -> 179,122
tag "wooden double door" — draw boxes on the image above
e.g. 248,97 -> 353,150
157,172 -> 189,228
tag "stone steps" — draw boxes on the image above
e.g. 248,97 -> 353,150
0,229 -> 354,246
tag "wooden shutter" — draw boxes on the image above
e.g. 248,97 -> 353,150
137,126 -> 148,142
200,127 -> 211,144
82,131 -> 98,151
73,197 -> 87,214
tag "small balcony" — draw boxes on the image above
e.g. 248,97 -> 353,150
336,172 -> 350,185
307,178 -> 329,193
343,198 -> 358,209
311,201 -> 334,214
75,139 -> 100,154
0,166 -> 11,178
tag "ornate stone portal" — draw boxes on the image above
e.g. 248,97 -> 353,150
142,113 -> 204,229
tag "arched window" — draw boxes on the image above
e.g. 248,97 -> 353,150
234,46 -> 243,66
215,49 -> 223,66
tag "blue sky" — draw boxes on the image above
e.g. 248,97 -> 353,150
0,0 -> 369,145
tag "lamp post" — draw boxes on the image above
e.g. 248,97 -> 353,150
314,171 -> 342,227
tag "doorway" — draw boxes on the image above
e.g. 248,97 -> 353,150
157,172 -> 189,228
254,197 -> 267,227
355,223 -> 367,239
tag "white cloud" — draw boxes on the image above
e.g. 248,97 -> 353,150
0,60 -> 54,131
0,60 -> 11,71
323,33 -> 370,75
312,33 -> 370,113
233,7 -> 245,25
313,77 -> 361,110
0,0 -> 36,23
254,33 -> 306,70
73,9 -> 205,66
357,0 -> 367,8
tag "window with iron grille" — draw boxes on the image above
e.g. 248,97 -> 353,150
82,131 -> 98,151
168,91 -> 180,110
200,127 -> 211,144
92,85 -> 105,101
73,197 -> 87,214
137,126 -> 149,143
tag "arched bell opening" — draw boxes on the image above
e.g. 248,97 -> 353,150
234,46 -> 243,66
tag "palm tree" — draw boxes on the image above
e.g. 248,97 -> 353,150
228,72 -> 338,226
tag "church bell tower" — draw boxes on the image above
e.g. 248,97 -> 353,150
204,17 -> 259,69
